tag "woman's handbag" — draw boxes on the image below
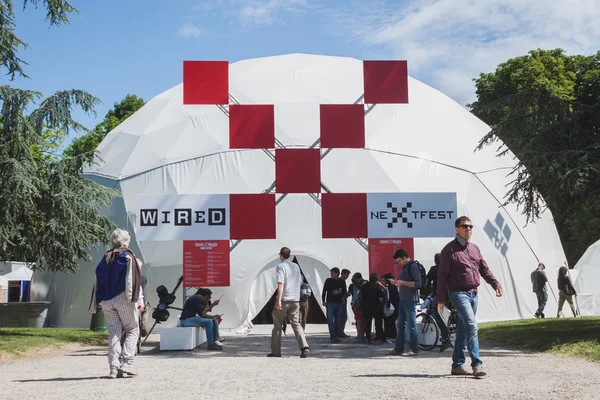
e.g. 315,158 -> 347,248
383,289 -> 395,317
563,284 -> 575,296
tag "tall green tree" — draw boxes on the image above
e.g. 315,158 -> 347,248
66,94 -> 145,157
470,49 -> 600,265
0,1 -> 118,272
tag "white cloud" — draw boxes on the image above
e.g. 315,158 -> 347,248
237,0 -> 313,25
177,23 -> 204,38
329,0 -> 600,105
184,0 -> 313,27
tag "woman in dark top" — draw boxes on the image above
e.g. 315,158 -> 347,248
383,273 -> 399,342
360,272 -> 386,344
557,266 -> 578,318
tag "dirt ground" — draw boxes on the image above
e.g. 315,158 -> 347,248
1,328 -> 599,400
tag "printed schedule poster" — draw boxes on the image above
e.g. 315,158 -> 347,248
368,238 -> 414,278
183,240 -> 230,288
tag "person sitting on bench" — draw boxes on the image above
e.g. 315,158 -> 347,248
179,288 -> 223,350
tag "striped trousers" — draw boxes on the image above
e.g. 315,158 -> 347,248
100,292 -> 139,368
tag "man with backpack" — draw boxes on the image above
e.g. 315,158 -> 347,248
388,249 -> 422,356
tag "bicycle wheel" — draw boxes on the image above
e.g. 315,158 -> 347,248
416,313 -> 439,351
446,311 -> 458,348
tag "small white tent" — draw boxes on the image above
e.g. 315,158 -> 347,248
31,54 -> 567,329
573,239 -> 600,315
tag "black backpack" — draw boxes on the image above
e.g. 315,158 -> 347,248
407,260 -> 429,298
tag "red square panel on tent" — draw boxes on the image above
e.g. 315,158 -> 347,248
320,104 -> 365,148
230,194 -> 276,239
275,149 -> 321,193
321,193 -> 367,238
363,60 -> 408,104
183,61 -> 229,104
229,105 -> 275,149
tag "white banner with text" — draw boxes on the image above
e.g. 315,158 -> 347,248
136,194 -> 230,241
367,192 -> 457,238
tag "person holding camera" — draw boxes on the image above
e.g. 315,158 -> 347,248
180,288 -> 223,350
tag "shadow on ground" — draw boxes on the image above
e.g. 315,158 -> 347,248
131,332 -> 537,360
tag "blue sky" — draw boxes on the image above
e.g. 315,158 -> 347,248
11,0 -> 600,145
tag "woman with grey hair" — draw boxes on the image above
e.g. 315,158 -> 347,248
90,228 -> 144,378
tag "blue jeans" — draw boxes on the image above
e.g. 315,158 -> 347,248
395,300 -> 418,354
326,303 -> 343,340
449,291 -> 481,368
338,301 -> 348,335
180,316 -> 218,345
535,291 -> 548,314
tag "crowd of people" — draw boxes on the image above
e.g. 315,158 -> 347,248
91,215 -> 579,379
269,216 -> 504,378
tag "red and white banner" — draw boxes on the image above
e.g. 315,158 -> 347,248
136,194 -> 276,241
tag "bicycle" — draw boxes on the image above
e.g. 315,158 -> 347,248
416,304 -> 458,351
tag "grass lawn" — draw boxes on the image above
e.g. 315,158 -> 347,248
479,317 -> 600,362
0,328 -> 107,358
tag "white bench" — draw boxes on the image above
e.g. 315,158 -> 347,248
159,326 -> 207,350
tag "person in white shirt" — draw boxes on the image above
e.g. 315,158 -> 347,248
268,247 -> 310,358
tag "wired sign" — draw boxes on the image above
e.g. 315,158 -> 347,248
136,194 -> 230,241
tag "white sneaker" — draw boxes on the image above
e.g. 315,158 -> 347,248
108,367 -> 118,379
118,363 -> 137,376
215,340 -> 224,347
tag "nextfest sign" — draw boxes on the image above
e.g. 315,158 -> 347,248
367,193 -> 457,238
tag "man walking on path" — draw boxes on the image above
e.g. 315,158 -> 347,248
531,263 -> 548,318
322,267 -> 347,343
437,216 -> 503,378
269,247 -> 310,358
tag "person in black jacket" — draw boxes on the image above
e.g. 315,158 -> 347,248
322,267 -> 347,343
557,266 -> 578,318
426,253 -> 441,297
383,273 -> 399,343
360,272 -> 386,344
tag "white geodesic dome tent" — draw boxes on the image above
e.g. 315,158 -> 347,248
31,54 -> 567,329
573,239 -> 600,315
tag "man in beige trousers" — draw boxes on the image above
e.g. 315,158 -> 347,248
268,247 -> 310,358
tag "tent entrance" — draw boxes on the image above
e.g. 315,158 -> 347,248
251,256 -> 327,325
251,288 -> 326,325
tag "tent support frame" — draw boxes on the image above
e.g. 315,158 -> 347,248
183,93 -> 374,304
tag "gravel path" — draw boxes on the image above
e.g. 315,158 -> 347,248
1,330 -> 599,400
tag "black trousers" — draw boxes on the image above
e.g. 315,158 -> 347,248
384,311 -> 398,339
364,313 -> 384,342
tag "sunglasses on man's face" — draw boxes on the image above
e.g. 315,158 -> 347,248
459,224 -> 474,229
